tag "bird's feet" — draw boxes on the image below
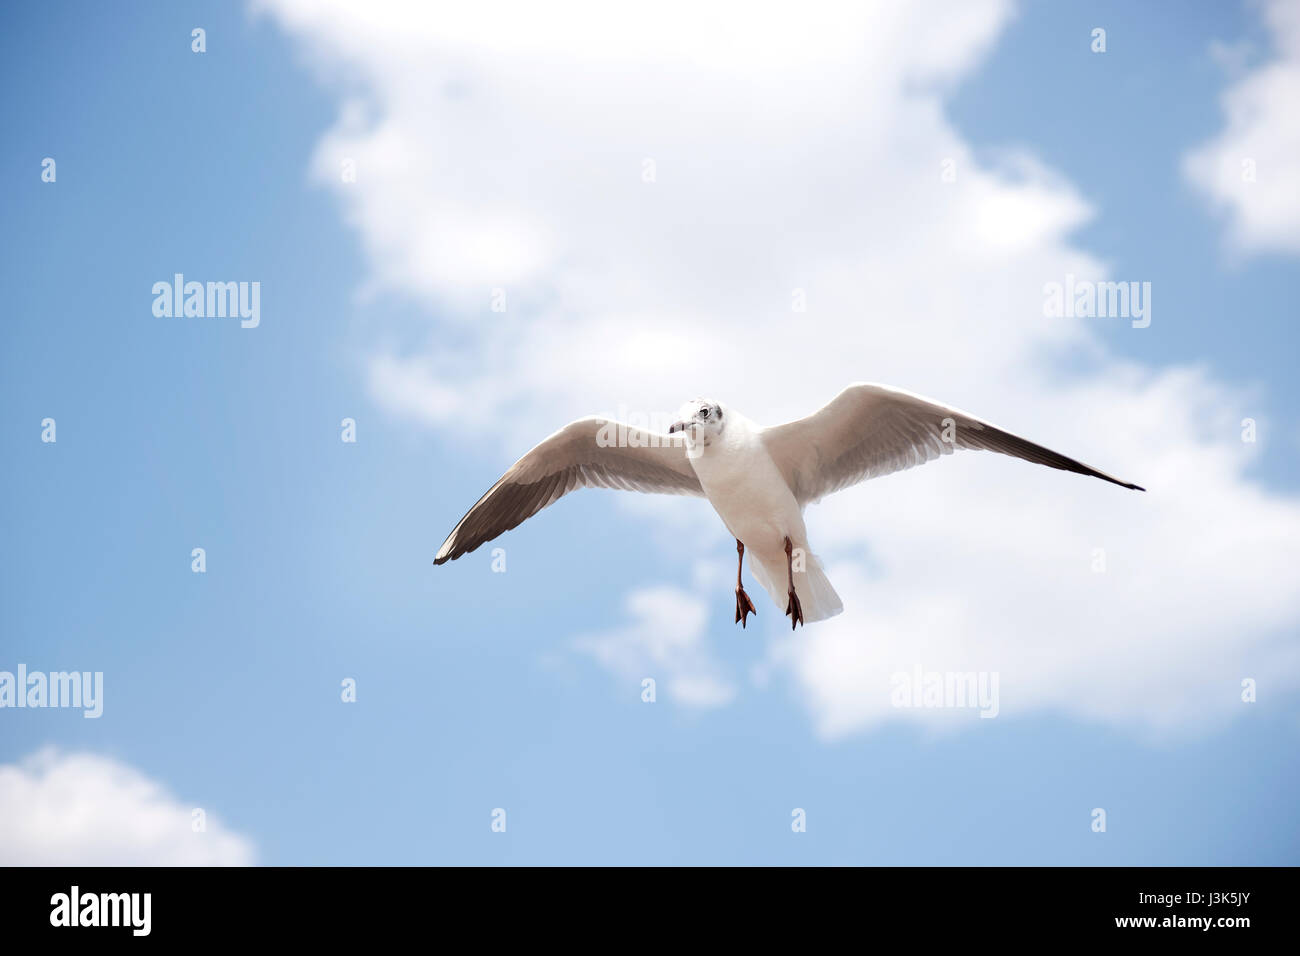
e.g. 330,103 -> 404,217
735,586 -> 758,628
785,589 -> 804,630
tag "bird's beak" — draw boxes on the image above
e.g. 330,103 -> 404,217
668,421 -> 687,434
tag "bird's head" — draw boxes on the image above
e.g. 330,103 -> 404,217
668,398 -> 725,448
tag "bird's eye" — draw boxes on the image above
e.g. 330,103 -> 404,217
700,407 -> 710,419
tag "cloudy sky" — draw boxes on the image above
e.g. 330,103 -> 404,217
2,0 -> 1297,864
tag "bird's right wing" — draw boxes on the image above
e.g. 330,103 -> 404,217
762,383 -> 1145,506
434,417 -> 703,564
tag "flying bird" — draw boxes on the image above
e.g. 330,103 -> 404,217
434,383 -> 1144,628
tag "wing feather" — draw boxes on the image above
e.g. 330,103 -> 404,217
762,383 -> 1144,505
435,417 -> 702,564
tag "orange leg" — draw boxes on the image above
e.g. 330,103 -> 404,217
784,536 -> 803,630
734,539 -> 757,628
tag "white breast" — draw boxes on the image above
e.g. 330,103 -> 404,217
688,416 -> 804,546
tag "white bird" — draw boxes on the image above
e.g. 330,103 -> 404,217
434,383 -> 1144,628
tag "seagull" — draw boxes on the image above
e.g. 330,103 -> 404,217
434,383 -> 1144,628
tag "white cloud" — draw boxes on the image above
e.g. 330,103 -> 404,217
573,585 -> 736,708
0,749 -> 256,865
779,367 -> 1300,738
260,0 -> 1300,737
1185,0 -> 1300,256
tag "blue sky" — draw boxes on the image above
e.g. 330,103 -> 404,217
1,0 -> 1297,865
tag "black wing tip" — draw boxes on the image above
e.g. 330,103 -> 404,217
1104,478 -> 1145,491
435,539 -> 477,564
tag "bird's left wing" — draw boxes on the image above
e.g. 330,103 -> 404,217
762,382 -> 1145,506
434,417 -> 702,564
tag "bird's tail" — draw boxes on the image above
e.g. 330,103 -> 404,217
750,549 -> 843,624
